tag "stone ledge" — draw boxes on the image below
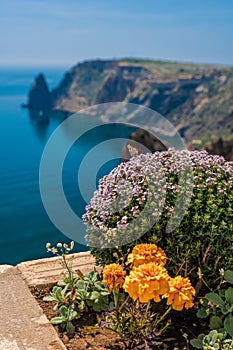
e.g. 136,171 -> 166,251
0,264 -> 66,350
17,251 -> 96,286
0,251 -> 97,349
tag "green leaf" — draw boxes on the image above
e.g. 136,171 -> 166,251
59,305 -> 68,318
204,330 -> 218,344
100,291 -> 109,296
94,281 -> 108,291
54,287 -> 63,300
76,280 -> 85,289
91,271 -> 98,281
89,291 -> 100,301
76,289 -> 87,299
225,287 -> 233,305
78,300 -> 86,311
92,302 -> 101,312
221,306 -> 230,315
224,270 -> 233,284
86,300 -> 92,307
66,321 -> 75,336
206,293 -> 225,308
224,314 -> 233,337
219,290 -> 225,298
57,279 -> 66,287
209,316 -> 223,330
68,310 -> 78,321
190,338 -> 204,349
43,296 -> 56,302
50,316 -> 66,325
197,307 -> 208,318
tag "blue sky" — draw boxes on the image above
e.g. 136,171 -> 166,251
0,0 -> 233,67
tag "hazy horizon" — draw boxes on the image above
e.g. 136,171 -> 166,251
0,57 -> 232,70
1,0 -> 232,67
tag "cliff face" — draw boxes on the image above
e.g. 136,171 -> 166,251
50,60 -> 209,115
50,60 -> 233,147
29,59 -> 233,158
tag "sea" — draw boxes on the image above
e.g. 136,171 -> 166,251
0,67 -> 136,265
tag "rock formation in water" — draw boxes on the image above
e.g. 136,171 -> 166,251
28,74 -> 51,111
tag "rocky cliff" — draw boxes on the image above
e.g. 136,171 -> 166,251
28,59 -> 233,158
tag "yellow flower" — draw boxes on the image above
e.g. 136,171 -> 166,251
102,263 -> 126,293
123,262 -> 169,303
164,276 -> 195,311
126,243 -> 167,268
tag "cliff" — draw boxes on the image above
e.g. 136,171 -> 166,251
28,59 -> 233,158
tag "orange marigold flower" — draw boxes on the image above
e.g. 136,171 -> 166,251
102,263 -> 126,293
163,276 -> 195,311
126,243 -> 167,268
123,262 -> 169,303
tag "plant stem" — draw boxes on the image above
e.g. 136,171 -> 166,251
62,254 -> 73,287
113,286 -> 119,309
144,300 -> 151,324
155,306 -> 172,326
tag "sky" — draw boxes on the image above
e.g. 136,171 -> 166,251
0,0 -> 233,68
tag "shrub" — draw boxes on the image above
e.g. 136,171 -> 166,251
83,149 -> 233,289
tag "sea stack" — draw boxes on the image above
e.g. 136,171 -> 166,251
28,74 -> 51,110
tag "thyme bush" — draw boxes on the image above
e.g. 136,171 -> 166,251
83,149 -> 233,288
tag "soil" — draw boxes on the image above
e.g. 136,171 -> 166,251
30,284 -> 207,350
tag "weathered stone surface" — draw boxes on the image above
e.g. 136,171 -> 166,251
17,252 -> 97,286
0,265 -> 66,350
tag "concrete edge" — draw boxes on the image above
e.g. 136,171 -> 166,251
0,251 -> 98,349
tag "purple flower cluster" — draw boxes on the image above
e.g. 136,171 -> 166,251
83,149 -> 233,249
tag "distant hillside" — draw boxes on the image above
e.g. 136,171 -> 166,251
28,59 -> 233,159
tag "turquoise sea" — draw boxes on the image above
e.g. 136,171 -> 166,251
0,67 -> 136,265
0,67 -> 74,264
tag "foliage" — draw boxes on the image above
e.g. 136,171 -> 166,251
83,149 -> 233,289
195,270 -> 233,338
44,242 -> 110,336
103,299 -> 170,349
190,330 -> 233,350
50,305 -> 77,336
